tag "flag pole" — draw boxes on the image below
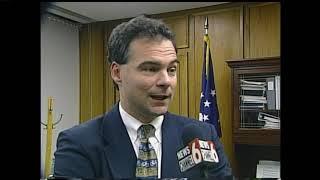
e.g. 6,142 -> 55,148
203,18 -> 211,179
204,16 -> 208,35
204,17 -> 209,78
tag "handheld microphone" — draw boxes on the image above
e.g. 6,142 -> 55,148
177,124 -> 219,177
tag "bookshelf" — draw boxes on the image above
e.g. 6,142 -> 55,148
227,57 -> 280,178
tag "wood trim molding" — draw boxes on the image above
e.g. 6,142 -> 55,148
45,4 -> 95,23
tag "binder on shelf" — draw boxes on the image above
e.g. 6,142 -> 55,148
266,77 -> 276,110
258,112 -> 280,122
275,76 -> 280,110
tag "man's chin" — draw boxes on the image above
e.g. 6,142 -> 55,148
150,106 -> 168,116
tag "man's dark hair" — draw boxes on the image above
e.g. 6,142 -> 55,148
107,15 -> 177,65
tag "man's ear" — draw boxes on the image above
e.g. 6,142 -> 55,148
110,62 -> 122,85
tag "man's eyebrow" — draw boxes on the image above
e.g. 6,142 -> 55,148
138,61 -> 161,67
137,59 -> 180,67
170,59 -> 180,64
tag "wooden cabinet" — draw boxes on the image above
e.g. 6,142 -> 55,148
227,56 -> 280,178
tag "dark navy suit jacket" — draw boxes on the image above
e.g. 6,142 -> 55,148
54,104 -> 232,179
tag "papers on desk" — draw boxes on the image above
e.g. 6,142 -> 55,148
256,160 -> 280,178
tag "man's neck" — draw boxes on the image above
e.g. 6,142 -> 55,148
119,101 -> 158,123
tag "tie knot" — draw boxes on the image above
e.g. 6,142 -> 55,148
138,124 -> 155,139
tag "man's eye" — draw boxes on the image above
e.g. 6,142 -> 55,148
168,67 -> 177,75
143,67 -> 157,72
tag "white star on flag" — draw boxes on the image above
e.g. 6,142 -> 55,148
200,92 -> 204,98
203,114 -> 209,121
204,100 -> 211,107
210,89 -> 216,97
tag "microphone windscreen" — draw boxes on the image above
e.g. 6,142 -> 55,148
181,123 -> 206,146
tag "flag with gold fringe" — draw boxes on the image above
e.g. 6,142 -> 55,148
199,31 -> 222,138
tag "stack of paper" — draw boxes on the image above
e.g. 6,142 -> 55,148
240,79 -> 267,110
241,95 -> 267,104
256,160 -> 280,178
258,112 -> 280,129
240,79 -> 266,91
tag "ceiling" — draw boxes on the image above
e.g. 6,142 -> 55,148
47,2 -> 228,23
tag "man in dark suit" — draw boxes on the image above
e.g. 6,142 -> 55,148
54,15 -> 232,179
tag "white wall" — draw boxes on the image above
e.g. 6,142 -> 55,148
41,13 -> 80,177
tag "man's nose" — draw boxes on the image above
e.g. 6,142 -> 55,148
156,70 -> 171,87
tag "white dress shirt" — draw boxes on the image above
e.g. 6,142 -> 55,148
119,103 -> 163,178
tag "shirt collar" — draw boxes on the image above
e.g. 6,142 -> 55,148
119,102 -> 163,143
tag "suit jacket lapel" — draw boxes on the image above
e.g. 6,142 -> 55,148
101,104 -> 137,179
161,113 -> 184,178
101,107 -> 186,178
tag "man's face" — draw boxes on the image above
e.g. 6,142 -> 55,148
113,37 -> 178,123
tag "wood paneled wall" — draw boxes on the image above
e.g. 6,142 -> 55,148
79,2 -> 280,173
79,23 -> 105,123
244,3 -> 280,58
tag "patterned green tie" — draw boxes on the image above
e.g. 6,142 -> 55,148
136,124 -> 158,179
